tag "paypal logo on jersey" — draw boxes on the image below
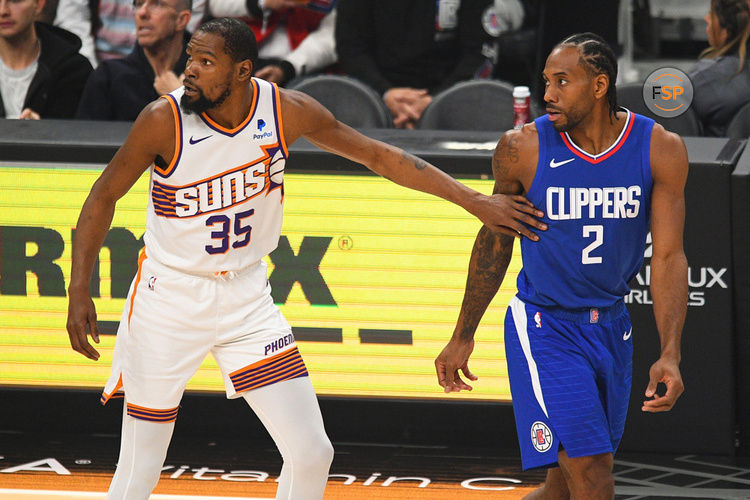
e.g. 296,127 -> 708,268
253,119 -> 273,139
545,186 -> 641,220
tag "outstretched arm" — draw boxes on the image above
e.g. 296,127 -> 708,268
66,100 -> 173,360
280,89 -> 546,239
435,128 -> 541,392
643,124 -> 688,412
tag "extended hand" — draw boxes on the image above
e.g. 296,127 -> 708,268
435,338 -> 477,393
478,194 -> 547,240
66,288 -> 101,361
642,356 -> 683,412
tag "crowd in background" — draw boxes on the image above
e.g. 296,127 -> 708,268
0,0 -> 748,135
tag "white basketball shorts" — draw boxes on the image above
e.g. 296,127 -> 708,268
100,249 -> 307,422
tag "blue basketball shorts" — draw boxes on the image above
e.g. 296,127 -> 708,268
504,296 -> 633,470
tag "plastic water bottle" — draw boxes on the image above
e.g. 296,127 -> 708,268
513,86 -> 530,129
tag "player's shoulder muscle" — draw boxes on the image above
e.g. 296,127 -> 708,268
126,98 -> 176,157
492,123 -> 539,194
278,87 -> 336,145
649,123 -> 688,188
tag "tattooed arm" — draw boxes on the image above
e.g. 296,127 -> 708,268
436,126 -> 541,392
280,88 -> 546,237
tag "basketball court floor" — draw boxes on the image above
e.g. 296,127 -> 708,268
2,429 -> 750,499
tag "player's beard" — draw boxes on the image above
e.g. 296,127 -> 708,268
181,83 -> 232,115
551,107 -> 586,133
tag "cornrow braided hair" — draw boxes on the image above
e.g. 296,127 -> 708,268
555,32 -> 619,120
702,0 -> 750,72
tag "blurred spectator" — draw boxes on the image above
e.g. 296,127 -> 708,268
335,0 -> 497,129
33,0 -> 97,66
208,0 -> 336,86
94,0 -> 137,60
76,0 -> 191,120
94,0 -> 204,62
0,0 -> 92,119
688,0 -> 750,137
492,0 -> 538,87
54,0 -> 97,67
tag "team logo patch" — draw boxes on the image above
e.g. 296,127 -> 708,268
531,421 -> 553,453
268,149 -> 285,189
147,276 -> 157,291
590,308 -> 599,324
534,311 -> 542,328
482,6 -> 502,37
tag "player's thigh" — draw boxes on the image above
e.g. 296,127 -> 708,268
125,259 -> 215,412
505,298 -> 614,468
212,272 -> 306,398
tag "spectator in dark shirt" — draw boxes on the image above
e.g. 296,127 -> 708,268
688,0 -> 750,137
0,0 -> 92,119
76,0 -> 191,121
336,0 -> 496,128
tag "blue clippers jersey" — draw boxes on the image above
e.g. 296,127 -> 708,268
517,109 -> 654,310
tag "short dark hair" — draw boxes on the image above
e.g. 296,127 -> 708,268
177,0 -> 192,11
555,32 -> 619,118
196,18 -> 258,64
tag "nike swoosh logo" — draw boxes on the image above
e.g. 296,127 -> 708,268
549,158 -> 575,168
189,135 -> 212,145
623,328 -> 632,341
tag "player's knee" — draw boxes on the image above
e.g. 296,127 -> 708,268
302,435 -> 334,472
308,435 -> 334,469
573,455 -> 613,495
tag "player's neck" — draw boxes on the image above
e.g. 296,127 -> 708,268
566,107 -> 628,156
202,84 -> 255,129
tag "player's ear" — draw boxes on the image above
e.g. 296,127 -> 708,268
593,73 -> 609,100
237,60 -> 252,82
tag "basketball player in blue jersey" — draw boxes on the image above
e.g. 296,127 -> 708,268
436,32 -> 688,498
66,17 -> 546,500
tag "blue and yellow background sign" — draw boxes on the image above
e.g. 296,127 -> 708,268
0,165 -> 521,401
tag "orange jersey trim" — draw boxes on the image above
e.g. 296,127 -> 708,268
100,374 -> 123,405
154,95 -> 183,177
127,248 -> 148,326
199,79 -> 259,136
229,346 -> 308,393
272,82 -> 289,158
126,402 -> 179,422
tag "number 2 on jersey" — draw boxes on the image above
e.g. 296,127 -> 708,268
582,225 -> 603,264
205,208 -> 254,254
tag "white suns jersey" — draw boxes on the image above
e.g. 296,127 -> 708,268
144,78 -> 287,274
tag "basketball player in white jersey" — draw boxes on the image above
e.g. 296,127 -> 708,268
66,18 -> 546,500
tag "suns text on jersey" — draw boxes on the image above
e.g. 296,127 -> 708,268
545,186 -> 641,220
152,156 -> 285,219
